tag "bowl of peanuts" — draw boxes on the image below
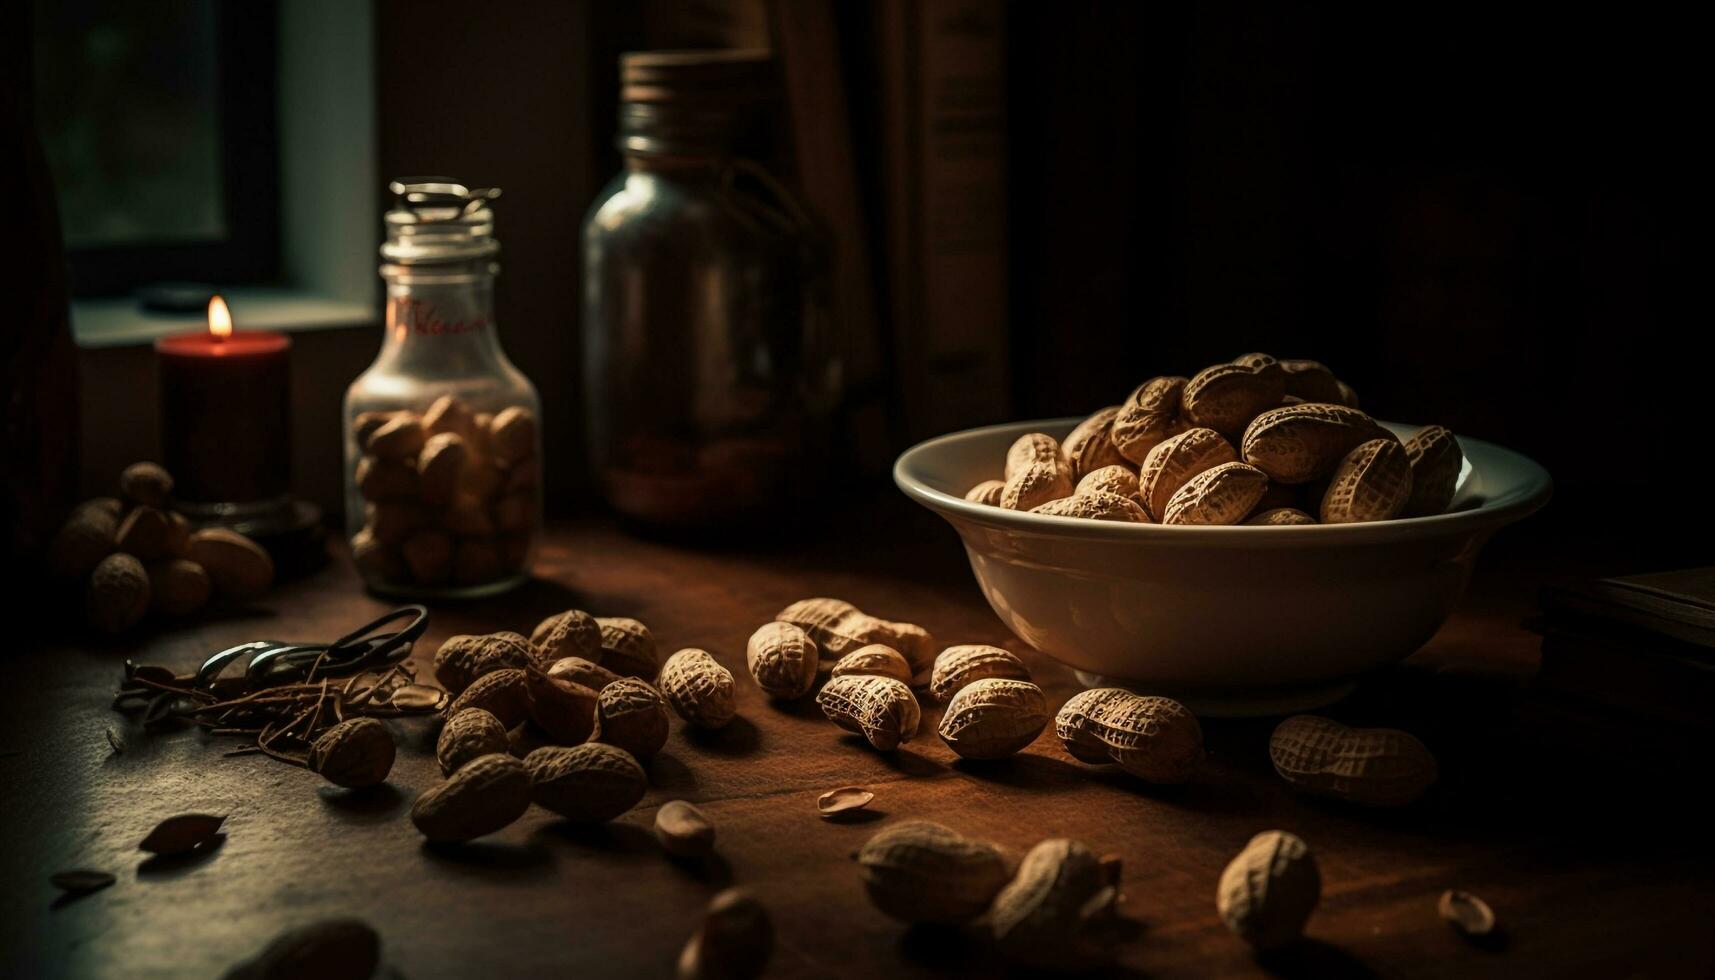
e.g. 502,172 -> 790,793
893,354 -> 1551,716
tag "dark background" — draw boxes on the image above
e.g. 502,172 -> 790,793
380,1 -> 1703,554
18,1 -> 1705,563
1006,3 -> 1699,551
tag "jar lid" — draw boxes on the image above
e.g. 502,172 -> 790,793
380,178 -> 501,264
618,50 -> 778,156
620,49 -> 774,106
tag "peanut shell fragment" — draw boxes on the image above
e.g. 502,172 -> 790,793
1438,889 -> 1497,938
817,786 -> 874,818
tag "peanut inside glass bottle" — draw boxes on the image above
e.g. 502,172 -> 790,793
343,179 -> 541,598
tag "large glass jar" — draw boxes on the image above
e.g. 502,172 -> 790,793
583,51 -> 838,529
343,179 -> 541,598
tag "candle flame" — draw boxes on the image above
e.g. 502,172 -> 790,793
208,296 -> 232,340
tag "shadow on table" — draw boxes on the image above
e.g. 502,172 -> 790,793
681,715 -> 761,757
317,782 -> 408,822
137,834 -> 226,878
421,838 -> 554,875
1257,939 -> 1381,980
537,819 -> 658,859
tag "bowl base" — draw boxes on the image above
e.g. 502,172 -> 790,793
1071,671 -> 1357,718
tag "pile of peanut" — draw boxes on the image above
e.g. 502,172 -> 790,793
388,593 -> 1444,972
966,354 -> 1464,525
412,610 -> 669,842
47,461 -> 275,634
349,394 -> 538,588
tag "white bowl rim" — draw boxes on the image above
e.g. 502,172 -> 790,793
894,417 -> 1552,548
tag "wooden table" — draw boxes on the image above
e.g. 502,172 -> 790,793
5,501 -> 1711,978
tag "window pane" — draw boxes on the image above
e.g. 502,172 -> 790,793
33,0 -> 227,248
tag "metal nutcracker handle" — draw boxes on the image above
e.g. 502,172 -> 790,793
195,605 -> 430,690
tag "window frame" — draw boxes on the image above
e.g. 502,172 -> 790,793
50,0 -> 282,297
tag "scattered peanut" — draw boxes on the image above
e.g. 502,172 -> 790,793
830,645 -> 914,685
410,752 -> 533,843
1269,715 -> 1438,806
1055,689 -> 1204,783
929,645 -> 1030,703
655,800 -> 716,858
596,616 -> 660,678
658,648 -> 738,730
525,669 -> 599,745
147,558 -> 211,617
433,633 -> 536,695
119,462 -> 174,508
531,608 -> 602,663
437,708 -> 510,776
445,668 -> 530,730
87,553 -> 150,634
746,621 -> 819,699
116,506 -> 172,561
1216,830 -> 1321,951
525,742 -> 647,823
677,888 -> 773,980
989,838 -> 1119,970
595,678 -> 671,759
548,656 -> 622,692
187,527 -> 275,601
856,820 -> 1010,925
937,677 -> 1048,759
307,717 -> 395,789
49,499 -> 120,579
816,674 -> 921,751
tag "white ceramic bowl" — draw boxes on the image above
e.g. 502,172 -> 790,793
894,419 -> 1551,716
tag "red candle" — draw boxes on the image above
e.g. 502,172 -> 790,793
155,297 -> 292,511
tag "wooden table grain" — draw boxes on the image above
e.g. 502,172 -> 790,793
4,503 -> 1710,979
